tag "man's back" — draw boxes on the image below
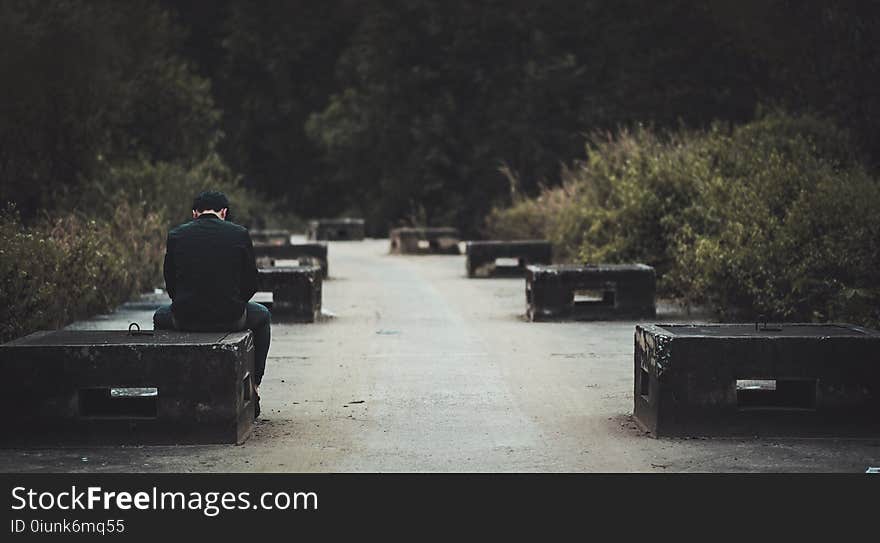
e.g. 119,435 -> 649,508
164,215 -> 258,325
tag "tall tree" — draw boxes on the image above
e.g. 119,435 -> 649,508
709,0 -> 880,165
217,0 -> 357,214
306,0 -> 758,234
0,0 -> 220,217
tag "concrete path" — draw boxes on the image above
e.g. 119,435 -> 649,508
1,239 -> 877,472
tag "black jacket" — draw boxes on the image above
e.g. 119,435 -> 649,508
163,214 -> 259,325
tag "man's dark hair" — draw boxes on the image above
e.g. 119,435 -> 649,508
192,190 -> 230,212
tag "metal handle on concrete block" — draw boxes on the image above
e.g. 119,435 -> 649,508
128,322 -> 154,336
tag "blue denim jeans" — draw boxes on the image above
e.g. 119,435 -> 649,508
153,302 -> 271,386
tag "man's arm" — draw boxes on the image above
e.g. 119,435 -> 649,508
163,233 -> 176,299
240,230 -> 259,301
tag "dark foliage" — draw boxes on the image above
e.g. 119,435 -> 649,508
1,0 -> 878,336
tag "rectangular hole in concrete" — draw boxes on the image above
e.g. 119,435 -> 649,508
79,387 -> 158,419
253,292 -> 274,310
437,237 -> 458,250
736,379 -> 816,410
573,289 -> 615,306
494,257 -> 520,267
242,373 -> 253,403
640,367 -> 650,399
253,292 -> 274,303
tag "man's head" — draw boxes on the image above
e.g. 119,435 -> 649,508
192,190 -> 230,220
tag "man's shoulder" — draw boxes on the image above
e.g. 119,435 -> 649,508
226,221 -> 249,234
169,219 -> 249,237
222,221 -> 251,239
168,220 -> 195,238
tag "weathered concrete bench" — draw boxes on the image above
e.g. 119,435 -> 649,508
0,330 -> 255,446
633,323 -> 880,437
256,265 -> 322,322
465,240 -> 552,277
525,264 -> 656,321
253,242 -> 329,278
389,227 -> 461,255
307,218 -> 365,241
250,229 -> 292,246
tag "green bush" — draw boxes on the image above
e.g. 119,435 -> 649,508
0,156 -> 285,342
76,155 -> 267,229
673,116 -> 880,324
0,203 -> 165,342
486,113 -> 880,327
487,126 -> 713,270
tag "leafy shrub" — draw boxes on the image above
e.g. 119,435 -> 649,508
672,116 -> 880,324
487,126 -> 712,270
0,155 -> 285,342
75,155 -> 267,229
486,113 -> 880,326
0,203 -> 165,342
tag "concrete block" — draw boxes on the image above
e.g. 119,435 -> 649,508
0,330 -> 255,445
633,323 -> 880,437
250,229 -> 292,246
253,242 -> 328,278
307,218 -> 365,241
390,227 -> 460,255
465,240 -> 552,277
525,264 -> 655,321
256,266 -> 322,323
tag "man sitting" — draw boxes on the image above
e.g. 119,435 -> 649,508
153,190 -> 271,419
